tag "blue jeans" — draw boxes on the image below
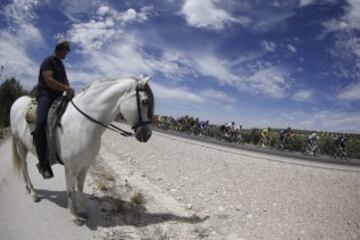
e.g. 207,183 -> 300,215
34,93 -> 56,165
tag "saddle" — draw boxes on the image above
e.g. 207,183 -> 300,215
26,96 -> 69,166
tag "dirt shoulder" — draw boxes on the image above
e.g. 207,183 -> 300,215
93,126 -> 360,240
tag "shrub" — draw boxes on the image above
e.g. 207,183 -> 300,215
289,134 -> 305,152
208,125 -> 221,138
0,78 -> 27,127
348,139 -> 360,159
319,136 -> 336,156
130,191 -> 146,206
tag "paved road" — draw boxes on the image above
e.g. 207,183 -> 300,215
0,138 -> 103,240
154,128 -> 360,167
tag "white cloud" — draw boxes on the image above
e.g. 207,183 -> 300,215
337,82 -> 360,101
261,40 -> 277,52
180,0 -> 251,31
322,0 -> 360,73
157,51 -> 292,99
0,0 -> 45,87
294,110 -> 360,133
299,0 -> 337,8
67,20 -> 121,53
97,6 -> 110,16
237,109 -> 360,133
292,89 -> 313,102
253,12 -> 295,32
61,2 -> 292,100
299,0 -> 315,7
191,53 -> 239,85
0,32 -> 38,87
152,82 -> 205,104
323,0 -> 360,33
245,67 -> 291,99
200,89 -> 237,104
3,0 -> 40,25
287,43 -> 297,53
66,5 -> 152,53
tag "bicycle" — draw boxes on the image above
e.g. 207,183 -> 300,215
257,136 -> 272,149
302,142 -> 320,156
334,146 -> 352,160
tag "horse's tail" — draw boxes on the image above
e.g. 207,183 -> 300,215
12,137 -> 23,176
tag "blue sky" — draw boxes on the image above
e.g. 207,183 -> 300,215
0,0 -> 360,132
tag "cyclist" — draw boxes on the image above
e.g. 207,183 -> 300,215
260,127 -> 271,148
307,132 -> 320,155
335,135 -> 349,155
279,127 -> 293,150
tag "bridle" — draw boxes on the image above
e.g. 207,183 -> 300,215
131,85 -> 154,130
69,83 -> 154,137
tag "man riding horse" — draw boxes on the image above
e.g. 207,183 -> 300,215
34,40 -> 75,179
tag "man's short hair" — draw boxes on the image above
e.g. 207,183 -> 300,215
55,40 -> 71,53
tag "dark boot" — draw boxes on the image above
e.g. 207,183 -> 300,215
33,129 -> 54,179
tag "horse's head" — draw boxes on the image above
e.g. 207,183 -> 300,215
119,76 -> 154,142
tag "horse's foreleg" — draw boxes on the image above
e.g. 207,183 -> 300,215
75,167 -> 89,219
65,167 -> 84,226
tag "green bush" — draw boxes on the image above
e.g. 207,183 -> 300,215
0,78 -> 27,127
208,125 -> 221,138
319,136 -> 336,156
249,128 -> 261,145
348,139 -> 360,159
289,134 -> 305,151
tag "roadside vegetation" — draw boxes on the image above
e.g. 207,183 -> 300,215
155,115 -> 360,159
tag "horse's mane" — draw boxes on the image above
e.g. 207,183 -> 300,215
79,76 -> 154,118
80,76 -> 141,92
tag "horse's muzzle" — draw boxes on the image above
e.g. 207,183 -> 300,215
135,126 -> 152,142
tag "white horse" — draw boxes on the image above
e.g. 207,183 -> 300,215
10,76 -> 154,226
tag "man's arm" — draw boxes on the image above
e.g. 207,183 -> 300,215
42,70 -> 74,97
64,73 -> 70,86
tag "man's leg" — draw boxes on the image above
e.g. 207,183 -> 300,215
34,94 -> 54,179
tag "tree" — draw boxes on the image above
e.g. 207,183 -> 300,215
0,78 -> 27,127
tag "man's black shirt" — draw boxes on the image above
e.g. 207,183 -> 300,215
37,55 -> 67,99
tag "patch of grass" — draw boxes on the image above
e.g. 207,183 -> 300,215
130,191 -> 146,206
97,171 -> 116,182
94,177 -> 109,192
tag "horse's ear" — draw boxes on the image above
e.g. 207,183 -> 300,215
139,75 -> 151,86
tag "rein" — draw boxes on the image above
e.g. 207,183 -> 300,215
68,84 -> 153,137
69,99 -> 133,137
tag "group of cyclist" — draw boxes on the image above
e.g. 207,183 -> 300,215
259,126 -> 350,158
219,122 -> 243,143
155,115 -> 351,159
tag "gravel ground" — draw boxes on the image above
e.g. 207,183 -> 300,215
93,125 -> 360,240
0,124 -> 359,240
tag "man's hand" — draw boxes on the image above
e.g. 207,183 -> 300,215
42,70 -> 75,98
65,87 -> 75,99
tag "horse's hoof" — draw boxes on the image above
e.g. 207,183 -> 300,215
32,194 -> 40,202
73,218 -> 85,226
78,212 -> 89,220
